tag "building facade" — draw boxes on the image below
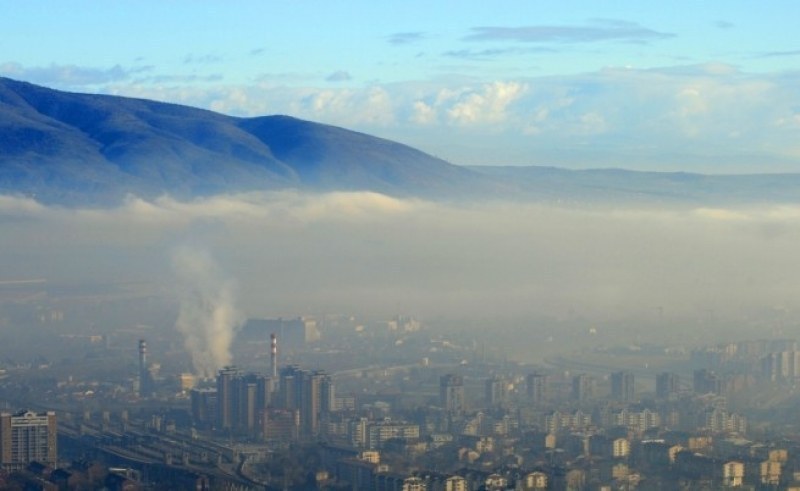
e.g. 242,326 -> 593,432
611,371 -> 635,402
0,410 -> 57,470
279,365 -> 334,438
440,375 -> 465,416
212,367 -> 274,436
656,372 -> 680,399
571,374 -> 594,402
526,372 -> 548,405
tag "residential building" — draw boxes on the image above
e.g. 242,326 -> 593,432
440,375 -> 465,416
722,461 -> 744,487
571,374 -> 593,402
0,410 -> 57,470
526,372 -> 548,405
656,372 -> 680,399
611,371 -> 635,402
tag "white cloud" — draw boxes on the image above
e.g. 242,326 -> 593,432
0,194 -> 46,216
446,81 -> 528,125
1,62 -> 149,87
325,70 -> 352,82
88,63 -> 800,170
411,100 -> 436,124
577,111 -> 608,134
293,86 -> 396,126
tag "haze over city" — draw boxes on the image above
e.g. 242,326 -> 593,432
2,191 -> 800,328
2,3 -> 800,490
1,1 -> 800,331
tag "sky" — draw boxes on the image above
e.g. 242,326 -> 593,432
2,1 -> 800,173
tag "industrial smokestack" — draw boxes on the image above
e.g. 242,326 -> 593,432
139,339 -> 147,372
139,339 -> 150,397
270,333 -> 278,380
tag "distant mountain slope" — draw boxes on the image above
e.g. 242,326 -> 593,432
0,77 -> 482,204
469,165 -> 800,205
238,116 -> 479,195
2,77 -> 800,206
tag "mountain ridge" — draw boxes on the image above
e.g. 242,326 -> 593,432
468,165 -> 800,204
0,77 -> 483,204
2,77 -> 800,206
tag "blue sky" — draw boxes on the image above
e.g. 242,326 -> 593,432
2,0 -> 800,172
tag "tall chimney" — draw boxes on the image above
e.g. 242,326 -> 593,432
139,339 -> 147,373
138,339 -> 149,396
270,333 -> 278,379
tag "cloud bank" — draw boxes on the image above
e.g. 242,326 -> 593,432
1,191 -> 799,327
463,20 -> 674,44
83,65 -> 800,172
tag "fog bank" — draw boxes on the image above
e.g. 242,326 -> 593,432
1,191 -> 799,324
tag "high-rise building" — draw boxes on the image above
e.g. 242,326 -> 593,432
320,373 -> 335,415
0,410 -> 57,470
656,372 -> 680,399
527,372 -> 548,405
349,417 -> 369,448
693,369 -> 722,395
611,371 -> 635,402
270,333 -> 278,382
762,351 -> 800,382
485,377 -> 507,408
216,366 -> 241,431
299,371 -> 323,438
571,374 -> 593,402
278,365 -> 302,410
190,388 -> 217,428
237,374 -> 260,433
278,366 -> 333,438
138,339 -> 153,397
440,374 -> 465,415
213,368 -> 274,435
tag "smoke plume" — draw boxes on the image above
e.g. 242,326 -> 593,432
171,245 -> 242,377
